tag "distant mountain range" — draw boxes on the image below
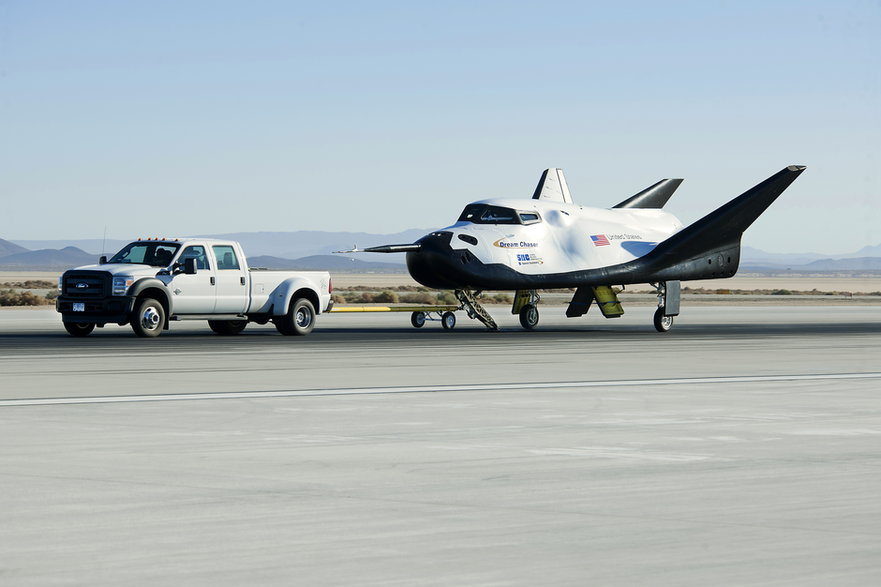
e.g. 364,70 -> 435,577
0,238 -> 29,258
2,233 -> 880,273
0,234 -> 412,272
0,245 -> 97,269
9,229 -> 430,261
248,255 -> 407,272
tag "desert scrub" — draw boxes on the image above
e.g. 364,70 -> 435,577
8,280 -> 56,289
400,292 -> 437,304
0,289 -> 54,306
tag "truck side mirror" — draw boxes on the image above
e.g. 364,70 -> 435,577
99,255 -> 107,265
183,257 -> 198,275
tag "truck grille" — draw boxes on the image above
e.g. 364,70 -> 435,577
63,271 -> 111,299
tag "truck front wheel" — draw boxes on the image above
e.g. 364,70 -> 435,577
64,321 -> 95,337
131,297 -> 165,338
274,298 -> 315,336
208,320 -> 247,335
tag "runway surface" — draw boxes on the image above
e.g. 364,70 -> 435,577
2,305 -> 880,585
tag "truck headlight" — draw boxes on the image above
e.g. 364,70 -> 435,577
112,276 -> 135,296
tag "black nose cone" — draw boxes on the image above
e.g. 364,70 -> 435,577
406,231 -> 467,289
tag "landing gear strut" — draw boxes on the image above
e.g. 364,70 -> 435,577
455,289 -> 498,330
652,281 -> 680,333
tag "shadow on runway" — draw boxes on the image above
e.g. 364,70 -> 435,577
2,319 -> 881,355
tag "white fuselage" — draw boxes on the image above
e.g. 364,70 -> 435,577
442,198 -> 682,275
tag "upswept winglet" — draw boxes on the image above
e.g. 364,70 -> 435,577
638,165 -> 806,281
613,178 -> 684,209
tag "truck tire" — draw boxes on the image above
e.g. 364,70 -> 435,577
131,297 -> 165,338
208,320 -> 247,335
274,298 -> 315,336
64,321 -> 95,337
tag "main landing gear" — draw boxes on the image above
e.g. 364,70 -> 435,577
513,289 -> 540,330
564,282 -> 681,332
652,281 -> 680,333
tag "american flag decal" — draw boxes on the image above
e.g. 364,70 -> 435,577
591,234 -> 610,247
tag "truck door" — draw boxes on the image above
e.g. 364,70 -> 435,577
211,244 -> 248,314
170,245 -> 216,314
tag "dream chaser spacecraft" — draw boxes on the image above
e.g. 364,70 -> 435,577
346,165 -> 806,332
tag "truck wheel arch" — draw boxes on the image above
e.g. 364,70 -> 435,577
129,280 -> 172,324
291,287 -> 320,314
271,279 -> 322,317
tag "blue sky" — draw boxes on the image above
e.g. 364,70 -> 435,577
2,1 -> 879,254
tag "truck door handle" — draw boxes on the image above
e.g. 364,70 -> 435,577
240,277 -> 246,286
210,277 -> 215,286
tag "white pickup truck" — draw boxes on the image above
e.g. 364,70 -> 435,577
56,238 -> 333,337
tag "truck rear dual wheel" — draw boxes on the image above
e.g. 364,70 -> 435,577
274,298 -> 315,336
208,320 -> 248,335
64,321 -> 95,337
131,297 -> 165,338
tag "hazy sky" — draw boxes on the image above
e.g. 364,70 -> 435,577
2,1 -> 879,254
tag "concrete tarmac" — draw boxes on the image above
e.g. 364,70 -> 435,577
1,306 -> 880,585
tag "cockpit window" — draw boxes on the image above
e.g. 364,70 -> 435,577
458,204 -> 538,225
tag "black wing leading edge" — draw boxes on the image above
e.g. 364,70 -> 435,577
637,165 -> 807,282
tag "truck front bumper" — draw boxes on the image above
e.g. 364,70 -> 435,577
56,296 -> 136,325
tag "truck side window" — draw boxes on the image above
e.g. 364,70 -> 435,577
213,245 -> 241,270
179,245 -> 210,270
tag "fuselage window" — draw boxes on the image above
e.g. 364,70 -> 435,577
519,212 -> 541,224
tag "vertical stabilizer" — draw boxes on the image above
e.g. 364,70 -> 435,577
532,168 -> 573,203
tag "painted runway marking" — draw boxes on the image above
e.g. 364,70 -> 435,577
2,372 -> 880,407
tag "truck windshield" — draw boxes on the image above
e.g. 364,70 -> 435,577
109,242 -> 181,266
